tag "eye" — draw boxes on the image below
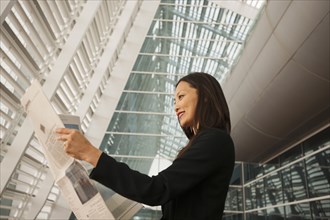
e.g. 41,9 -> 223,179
174,94 -> 184,104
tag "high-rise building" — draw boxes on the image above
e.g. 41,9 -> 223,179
0,0 -> 329,219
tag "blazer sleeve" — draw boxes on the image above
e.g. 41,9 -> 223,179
89,129 -> 234,206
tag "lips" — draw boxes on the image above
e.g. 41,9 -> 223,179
177,111 -> 184,119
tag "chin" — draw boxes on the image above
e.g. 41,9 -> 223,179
180,122 -> 187,127
180,122 -> 190,128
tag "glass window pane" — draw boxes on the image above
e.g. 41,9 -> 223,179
116,93 -> 174,113
225,186 -> 243,212
222,213 -> 243,220
281,162 -> 308,202
284,202 -> 312,219
280,145 -> 303,165
245,179 -> 264,210
106,112 -> 179,134
244,162 -> 263,183
124,73 -> 177,93
305,149 -> 330,197
310,199 -> 330,219
266,206 -> 285,219
133,207 -> 162,220
230,163 -> 242,185
263,171 -> 283,206
246,210 -> 267,220
303,127 -> 330,155
100,133 -> 186,158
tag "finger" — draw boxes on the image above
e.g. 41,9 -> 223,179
63,141 -> 68,148
63,142 -> 71,154
56,134 -> 70,142
55,128 -> 73,134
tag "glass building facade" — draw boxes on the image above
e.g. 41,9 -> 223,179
0,0 -> 328,219
100,0 -> 264,166
224,127 -> 330,220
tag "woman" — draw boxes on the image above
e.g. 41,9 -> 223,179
57,72 -> 235,219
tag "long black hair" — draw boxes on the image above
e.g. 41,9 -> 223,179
176,72 -> 231,158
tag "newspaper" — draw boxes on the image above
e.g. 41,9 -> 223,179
21,80 -> 114,220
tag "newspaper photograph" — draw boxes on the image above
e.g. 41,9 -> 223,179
21,80 -> 114,220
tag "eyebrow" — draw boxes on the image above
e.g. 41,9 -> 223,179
175,90 -> 182,96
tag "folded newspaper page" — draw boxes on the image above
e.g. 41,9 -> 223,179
21,80 -> 114,220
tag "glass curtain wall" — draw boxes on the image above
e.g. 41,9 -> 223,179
98,0 -> 265,218
223,127 -> 330,220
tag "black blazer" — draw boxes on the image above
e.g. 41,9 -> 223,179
90,128 -> 235,220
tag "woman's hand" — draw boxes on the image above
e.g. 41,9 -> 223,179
56,128 -> 102,167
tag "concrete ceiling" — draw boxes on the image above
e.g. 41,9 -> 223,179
223,0 -> 330,162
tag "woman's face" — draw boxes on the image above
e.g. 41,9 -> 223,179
174,81 -> 199,129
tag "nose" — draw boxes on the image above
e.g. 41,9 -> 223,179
174,102 -> 179,113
